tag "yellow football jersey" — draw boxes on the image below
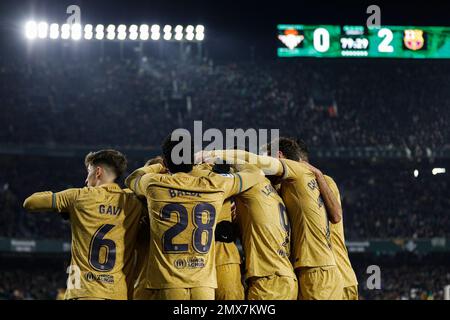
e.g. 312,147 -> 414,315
132,213 -> 151,299
235,177 -> 295,280
125,163 -> 264,290
23,183 -> 145,300
279,159 -> 336,269
324,175 -> 358,288
191,164 -> 241,266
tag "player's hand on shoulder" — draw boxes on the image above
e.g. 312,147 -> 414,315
145,156 -> 168,173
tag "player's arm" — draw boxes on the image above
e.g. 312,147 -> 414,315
125,163 -> 165,197
301,162 -> 342,224
221,162 -> 266,198
201,149 -> 284,176
23,189 -> 79,213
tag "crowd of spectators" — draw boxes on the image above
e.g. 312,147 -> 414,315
0,253 -> 448,300
354,253 -> 450,300
0,268 -> 66,300
0,155 -> 448,240
0,51 -> 449,150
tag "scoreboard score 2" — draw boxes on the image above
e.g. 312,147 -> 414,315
277,24 -> 450,58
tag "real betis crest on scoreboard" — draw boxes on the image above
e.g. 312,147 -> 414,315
277,24 -> 450,58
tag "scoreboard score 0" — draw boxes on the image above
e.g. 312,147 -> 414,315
277,24 -> 450,58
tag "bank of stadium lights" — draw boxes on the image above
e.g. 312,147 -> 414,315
432,168 -> 446,175
414,168 -> 446,178
24,21 -> 205,42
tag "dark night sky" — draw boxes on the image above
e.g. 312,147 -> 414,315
1,0 -> 450,60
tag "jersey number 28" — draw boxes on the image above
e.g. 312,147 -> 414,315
161,203 -> 216,254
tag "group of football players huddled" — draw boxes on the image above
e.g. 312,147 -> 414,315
23,134 -> 357,300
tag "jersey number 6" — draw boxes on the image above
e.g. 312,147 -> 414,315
88,224 -> 116,272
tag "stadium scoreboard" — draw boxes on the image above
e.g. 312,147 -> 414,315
277,24 -> 450,58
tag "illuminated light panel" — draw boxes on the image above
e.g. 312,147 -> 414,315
37,21 -> 48,39
25,21 -> 38,39
49,23 -> 59,39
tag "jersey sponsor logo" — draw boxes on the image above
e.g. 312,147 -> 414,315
173,257 -> 206,269
261,184 -> 276,197
174,258 -> 187,269
98,205 -> 122,216
85,272 -> 114,284
168,189 -> 202,198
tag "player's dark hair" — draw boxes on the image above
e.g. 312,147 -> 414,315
295,138 -> 309,162
212,163 -> 232,174
84,149 -> 127,180
267,137 -> 303,161
162,133 -> 194,173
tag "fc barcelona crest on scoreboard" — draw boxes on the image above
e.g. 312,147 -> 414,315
403,30 -> 425,51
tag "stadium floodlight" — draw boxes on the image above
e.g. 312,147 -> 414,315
185,25 -> 195,41
71,23 -> 82,40
175,25 -> 183,33
185,33 -> 194,41
195,32 -> 205,41
61,24 -> 71,39
129,24 -> 138,40
151,32 -> 160,40
25,21 -> 38,39
174,25 -> 183,41
151,24 -> 160,33
195,25 -> 205,33
151,24 -> 160,40
84,24 -> 93,40
413,169 -> 419,178
432,168 -> 446,175
139,24 -> 149,40
49,23 -> 59,39
140,24 -> 149,33
186,25 -> 194,33
163,25 -> 172,33
117,24 -> 127,40
37,21 -> 48,39
106,24 -> 116,40
163,25 -> 172,40
175,32 -> 183,41
95,24 -> 104,40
